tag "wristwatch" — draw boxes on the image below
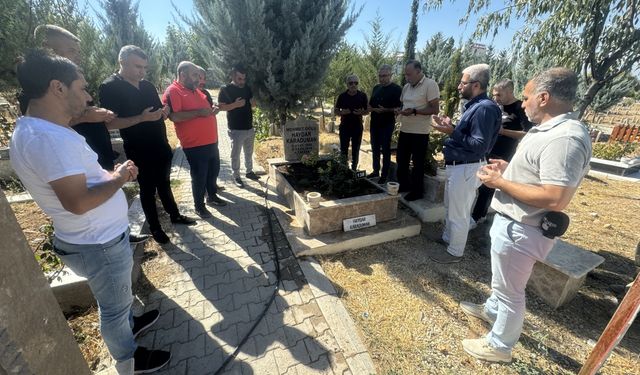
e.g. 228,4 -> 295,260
413,108 -> 417,116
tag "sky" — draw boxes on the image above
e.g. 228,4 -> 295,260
80,0 -> 523,52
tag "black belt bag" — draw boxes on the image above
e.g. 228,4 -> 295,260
540,211 -> 570,239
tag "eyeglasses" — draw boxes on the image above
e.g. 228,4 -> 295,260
378,74 -> 390,78
459,80 -> 478,86
348,81 -> 359,85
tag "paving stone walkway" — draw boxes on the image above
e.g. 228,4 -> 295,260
129,113 -> 374,374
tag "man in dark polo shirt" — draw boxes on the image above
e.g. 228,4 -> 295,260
470,79 -> 532,228
99,45 -> 196,244
163,61 -> 226,220
368,64 -> 402,184
335,74 -> 368,170
218,65 -> 259,188
431,63 -> 501,264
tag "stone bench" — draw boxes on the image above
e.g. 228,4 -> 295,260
528,240 -> 605,309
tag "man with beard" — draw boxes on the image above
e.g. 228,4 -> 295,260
470,79 -> 532,229
163,61 -> 226,219
11,49 -> 170,374
99,45 -> 196,244
430,63 -> 501,264
459,68 -> 591,363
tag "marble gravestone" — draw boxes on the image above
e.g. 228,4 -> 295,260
283,117 -> 319,161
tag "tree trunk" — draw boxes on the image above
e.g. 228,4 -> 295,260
577,80 -> 606,120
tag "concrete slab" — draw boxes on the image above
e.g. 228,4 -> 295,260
399,194 -> 445,223
271,195 -> 421,256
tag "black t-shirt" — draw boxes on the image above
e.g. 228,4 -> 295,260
98,74 -> 171,161
336,90 -> 368,128
369,83 -> 402,126
218,84 -> 253,130
490,100 -> 533,160
18,92 -> 115,170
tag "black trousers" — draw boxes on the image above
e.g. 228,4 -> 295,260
183,143 -> 220,210
339,123 -> 363,170
370,121 -> 395,178
132,151 -> 180,231
396,131 -> 429,195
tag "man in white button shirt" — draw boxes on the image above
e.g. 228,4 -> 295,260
11,49 -> 170,374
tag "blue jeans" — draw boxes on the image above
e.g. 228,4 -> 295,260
483,214 -> 554,352
183,143 -> 220,210
53,230 -> 136,371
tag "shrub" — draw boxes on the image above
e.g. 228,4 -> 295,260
592,142 -> 640,161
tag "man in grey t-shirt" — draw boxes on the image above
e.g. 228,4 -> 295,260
457,68 -> 592,363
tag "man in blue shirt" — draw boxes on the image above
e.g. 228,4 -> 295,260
430,64 -> 501,264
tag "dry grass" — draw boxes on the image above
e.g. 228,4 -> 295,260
255,135 -> 633,373
316,176 -> 640,375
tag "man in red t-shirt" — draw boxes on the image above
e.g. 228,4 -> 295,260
163,61 -> 227,219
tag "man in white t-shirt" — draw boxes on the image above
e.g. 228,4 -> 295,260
11,49 -> 170,374
397,60 -> 440,201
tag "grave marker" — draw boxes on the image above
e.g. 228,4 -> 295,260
283,117 -> 319,161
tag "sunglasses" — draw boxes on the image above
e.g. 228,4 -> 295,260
348,81 -> 359,85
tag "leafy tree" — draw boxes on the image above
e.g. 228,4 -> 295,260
321,42 -> 363,108
418,32 -> 455,86
442,49 -> 462,118
96,0 -> 161,86
185,0 -> 359,130
425,0 -> 640,118
589,73 -> 640,113
358,14 -> 396,95
401,0 -> 419,85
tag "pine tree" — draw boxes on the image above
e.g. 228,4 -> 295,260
401,0 -> 419,86
442,50 -> 462,118
186,0 -> 359,130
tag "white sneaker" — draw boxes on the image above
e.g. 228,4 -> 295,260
462,338 -> 512,363
459,301 -> 496,324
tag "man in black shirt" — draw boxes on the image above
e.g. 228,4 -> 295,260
470,79 -> 533,228
19,25 -> 151,244
218,65 -> 259,188
368,65 -> 402,184
335,74 -> 368,170
99,45 -> 196,244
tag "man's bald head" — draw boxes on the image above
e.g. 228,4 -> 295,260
176,61 -> 199,90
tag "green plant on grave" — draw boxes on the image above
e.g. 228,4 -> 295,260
253,107 -> 272,142
316,152 -> 362,198
300,153 -> 319,168
32,222 -> 64,280
592,142 -> 638,161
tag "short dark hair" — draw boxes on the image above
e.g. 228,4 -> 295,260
17,49 -> 80,100
405,60 -> 422,71
231,65 -> 247,75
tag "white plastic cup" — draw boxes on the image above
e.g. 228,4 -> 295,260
307,192 -> 321,208
386,182 -> 399,196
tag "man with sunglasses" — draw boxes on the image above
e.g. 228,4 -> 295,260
368,64 -> 402,184
334,74 -> 368,170
430,64 -> 501,264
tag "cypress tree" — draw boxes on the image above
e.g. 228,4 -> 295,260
401,0 -> 419,86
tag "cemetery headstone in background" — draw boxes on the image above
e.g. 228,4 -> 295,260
283,117 -> 319,161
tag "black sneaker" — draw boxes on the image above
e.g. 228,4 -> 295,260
366,172 -> 379,178
206,195 -> 227,207
151,229 -> 170,244
377,176 -> 388,185
245,172 -> 260,181
133,347 -> 171,374
133,310 -> 160,339
129,233 -> 151,245
234,176 -> 244,187
170,214 -> 197,226
195,207 -> 213,219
